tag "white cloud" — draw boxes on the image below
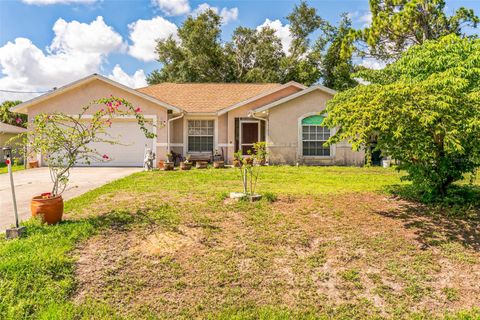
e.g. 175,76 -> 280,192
0,17 -> 123,102
152,0 -> 190,16
22,0 -> 96,4
360,58 -> 386,70
193,3 -> 239,24
127,17 -> 178,62
107,64 -> 147,89
257,19 -> 292,53
348,11 -> 372,27
50,16 -> 124,54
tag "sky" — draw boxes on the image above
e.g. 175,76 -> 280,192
0,0 -> 479,102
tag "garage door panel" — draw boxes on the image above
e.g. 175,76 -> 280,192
43,120 -> 154,167
83,120 -> 153,167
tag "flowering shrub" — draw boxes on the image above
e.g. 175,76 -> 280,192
20,96 -> 155,196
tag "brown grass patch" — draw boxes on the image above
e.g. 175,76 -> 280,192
72,192 -> 480,318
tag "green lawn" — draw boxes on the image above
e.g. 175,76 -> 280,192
0,166 -> 479,320
0,163 -> 25,174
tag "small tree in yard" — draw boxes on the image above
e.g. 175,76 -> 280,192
324,35 -> 480,198
238,142 -> 267,199
20,97 -> 155,196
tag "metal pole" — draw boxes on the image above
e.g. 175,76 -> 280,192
7,159 -> 19,228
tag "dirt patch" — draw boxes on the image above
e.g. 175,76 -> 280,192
72,192 -> 480,318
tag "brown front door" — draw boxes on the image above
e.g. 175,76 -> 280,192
240,121 -> 259,155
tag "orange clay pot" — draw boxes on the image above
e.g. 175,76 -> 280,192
31,195 -> 64,224
28,160 -> 39,168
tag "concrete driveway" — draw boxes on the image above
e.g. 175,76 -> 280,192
0,167 -> 141,232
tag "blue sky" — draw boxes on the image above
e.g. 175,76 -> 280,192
0,0 -> 479,102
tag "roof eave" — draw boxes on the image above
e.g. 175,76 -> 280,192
11,74 -> 183,114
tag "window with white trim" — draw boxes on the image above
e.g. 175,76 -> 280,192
302,115 -> 330,156
188,120 -> 214,152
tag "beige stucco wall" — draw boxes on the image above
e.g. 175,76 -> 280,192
26,78 -> 170,162
267,89 -> 365,166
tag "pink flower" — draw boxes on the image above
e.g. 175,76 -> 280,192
15,117 -> 22,124
105,119 -> 112,127
102,154 -> 109,159
134,107 -> 141,113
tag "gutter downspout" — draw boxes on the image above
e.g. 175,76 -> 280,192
248,111 -> 269,164
167,112 -> 184,153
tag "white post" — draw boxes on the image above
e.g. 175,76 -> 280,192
3,147 -> 19,228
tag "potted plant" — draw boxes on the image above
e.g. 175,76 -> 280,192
21,97 -> 155,224
196,161 -> 208,169
213,148 -> 224,168
28,158 -> 39,168
164,152 -> 174,171
180,154 -> 192,170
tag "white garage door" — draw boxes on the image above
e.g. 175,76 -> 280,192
79,119 -> 154,167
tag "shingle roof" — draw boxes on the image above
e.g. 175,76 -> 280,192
137,83 -> 283,113
0,122 -> 27,134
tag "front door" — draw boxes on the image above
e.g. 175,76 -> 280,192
240,121 -> 260,155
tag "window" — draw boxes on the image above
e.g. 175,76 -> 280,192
188,120 -> 214,152
301,115 -> 330,156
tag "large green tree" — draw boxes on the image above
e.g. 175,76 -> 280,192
321,14 -> 358,91
148,2 -> 330,86
147,9 -> 228,84
225,26 -> 285,83
346,0 -> 479,61
280,1 -> 326,85
324,35 -> 480,197
0,100 -> 26,128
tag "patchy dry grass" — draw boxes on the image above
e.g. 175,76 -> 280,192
1,166 -> 479,319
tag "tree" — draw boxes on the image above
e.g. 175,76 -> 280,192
280,1 -> 325,85
147,1 -> 328,86
147,9 -> 228,84
225,26 -> 285,83
0,100 -> 26,127
345,0 -> 479,61
321,14 -> 358,91
324,35 -> 480,197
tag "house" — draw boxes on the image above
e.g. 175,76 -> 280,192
0,122 -> 27,161
11,74 -> 364,167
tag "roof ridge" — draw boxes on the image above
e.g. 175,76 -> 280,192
137,82 -> 282,89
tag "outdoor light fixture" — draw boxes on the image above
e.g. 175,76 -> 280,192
3,146 -> 25,239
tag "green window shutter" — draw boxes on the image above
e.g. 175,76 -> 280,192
302,115 -> 324,125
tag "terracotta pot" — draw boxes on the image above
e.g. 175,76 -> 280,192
158,160 -> 165,169
180,162 -> 192,170
31,195 -> 64,224
245,158 -> 254,165
164,162 -> 174,171
28,160 -> 39,169
213,160 -> 224,168
196,161 -> 208,169
233,159 -> 241,168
